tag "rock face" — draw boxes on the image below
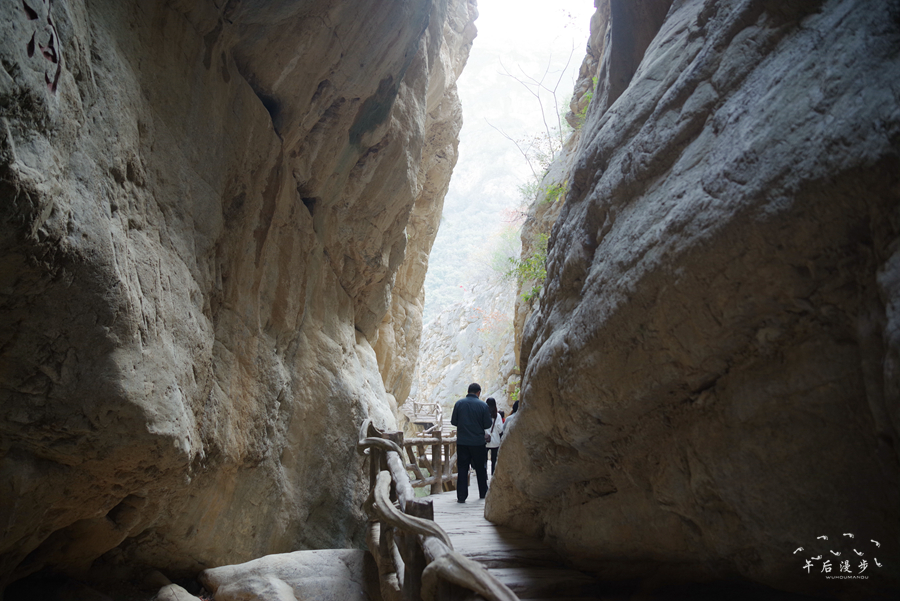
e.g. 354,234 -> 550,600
487,0 -> 900,596
373,0 -> 476,412
408,279 -> 516,420
510,143 -> 573,373
0,0 -> 475,590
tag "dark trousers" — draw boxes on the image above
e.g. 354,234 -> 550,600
486,447 -> 498,475
457,444 -> 488,501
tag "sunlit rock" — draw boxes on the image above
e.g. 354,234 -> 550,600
198,549 -> 377,601
0,0 -> 475,590
374,0 -> 476,412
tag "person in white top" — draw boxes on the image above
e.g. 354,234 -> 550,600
484,397 -> 504,476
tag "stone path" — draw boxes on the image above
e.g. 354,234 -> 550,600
430,476 -> 604,601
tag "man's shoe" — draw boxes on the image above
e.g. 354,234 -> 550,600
457,499 -> 466,504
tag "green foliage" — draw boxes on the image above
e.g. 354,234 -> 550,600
506,233 -> 549,303
574,76 -> 598,129
510,386 -> 520,402
516,131 -> 559,178
560,94 -> 575,138
544,181 -> 567,204
519,176 -> 567,207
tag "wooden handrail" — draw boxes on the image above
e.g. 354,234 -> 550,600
357,419 -> 519,601
413,401 -> 443,413
410,403 -> 446,433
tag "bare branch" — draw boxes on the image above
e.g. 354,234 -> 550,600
550,45 -> 576,147
498,60 -> 555,155
491,44 -> 579,195
484,118 -> 542,181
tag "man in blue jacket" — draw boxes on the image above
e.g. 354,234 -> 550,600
450,383 -> 492,503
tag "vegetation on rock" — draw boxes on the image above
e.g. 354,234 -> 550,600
506,233 -> 549,303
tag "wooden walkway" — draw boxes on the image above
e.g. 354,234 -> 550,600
430,476 -> 604,601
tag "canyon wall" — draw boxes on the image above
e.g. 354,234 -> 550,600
373,0 -> 476,412
0,0 -> 475,590
408,279 -> 517,421
487,0 -> 900,597
510,144 -> 572,374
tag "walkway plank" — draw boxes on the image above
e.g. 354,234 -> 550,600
429,476 -> 604,600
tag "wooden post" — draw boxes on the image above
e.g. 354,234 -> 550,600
369,447 -> 381,494
366,423 -> 381,492
440,441 -> 450,491
417,443 -> 427,469
378,522 -> 401,596
401,498 -> 433,601
406,443 -> 425,482
446,442 -> 458,492
384,431 -> 403,503
430,430 -> 442,495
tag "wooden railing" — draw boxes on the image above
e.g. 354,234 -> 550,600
409,401 -> 456,439
357,419 -> 518,601
411,401 -> 443,424
403,430 -> 457,494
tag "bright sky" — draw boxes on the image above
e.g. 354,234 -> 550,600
423,0 -> 596,319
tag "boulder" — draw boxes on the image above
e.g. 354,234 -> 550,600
154,583 -> 201,601
199,549 -> 378,601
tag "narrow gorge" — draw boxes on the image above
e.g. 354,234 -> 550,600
1,0 -> 898,600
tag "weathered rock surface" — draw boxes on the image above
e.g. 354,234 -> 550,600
0,0 -> 475,591
488,0 -> 900,596
374,0 -> 476,412
199,549 -> 378,601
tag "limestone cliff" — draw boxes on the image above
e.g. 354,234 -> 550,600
487,0 -> 900,596
0,0 -> 476,590
408,279 -> 517,421
374,0 -> 476,412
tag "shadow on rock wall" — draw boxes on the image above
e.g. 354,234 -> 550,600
488,0 -> 900,598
